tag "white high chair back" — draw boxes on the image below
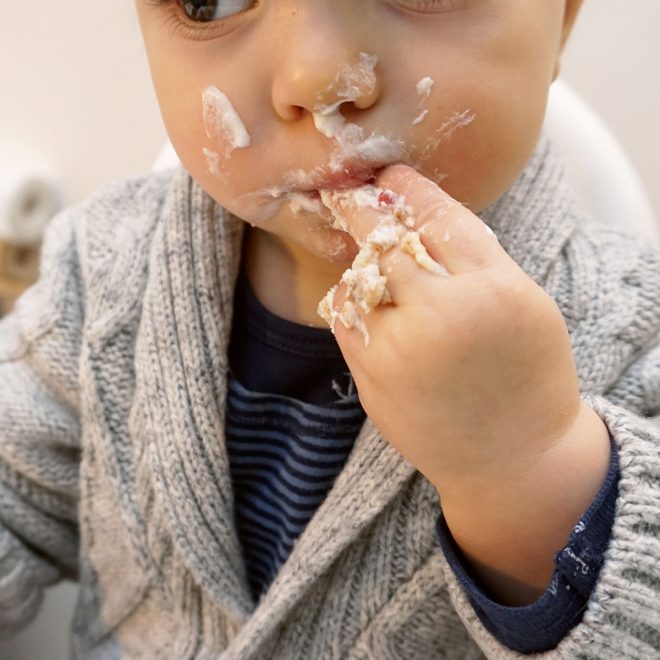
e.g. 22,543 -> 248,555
544,79 -> 659,244
153,80 -> 659,244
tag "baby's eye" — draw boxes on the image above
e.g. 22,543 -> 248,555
179,0 -> 256,22
396,0 -> 472,12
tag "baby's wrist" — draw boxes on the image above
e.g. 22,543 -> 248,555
432,402 -> 609,511
434,403 -> 612,602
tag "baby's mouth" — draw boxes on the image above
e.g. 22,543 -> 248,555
299,163 -> 385,193
248,162 -> 391,226
286,164 -> 390,224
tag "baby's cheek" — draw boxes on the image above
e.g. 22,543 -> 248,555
399,57 -> 547,211
419,105 -> 541,213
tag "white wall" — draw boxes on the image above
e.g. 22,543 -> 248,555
0,3 -> 166,208
0,2 -> 659,659
561,0 -> 660,220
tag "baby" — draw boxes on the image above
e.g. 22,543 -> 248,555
1,1 -> 659,658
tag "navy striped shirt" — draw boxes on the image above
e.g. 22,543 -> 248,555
225,377 -> 364,598
226,267 -> 366,600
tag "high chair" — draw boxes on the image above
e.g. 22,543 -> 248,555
544,80 -> 659,244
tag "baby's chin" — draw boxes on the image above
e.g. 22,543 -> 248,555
246,195 -> 360,264
280,215 -> 359,264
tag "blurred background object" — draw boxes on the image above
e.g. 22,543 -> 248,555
0,241 -> 40,316
0,170 -> 61,314
0,1 -> 659,658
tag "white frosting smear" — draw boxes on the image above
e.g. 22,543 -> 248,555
422,108 -> 475,159
203,148 -> 223,179
286,191 -> 326,216
311,53 -> 407,175
313,52 -> 379,139
416,76 -> 435,102
412,76 -> 435,125
202,86 -> 251,150
412,109 -> 429,126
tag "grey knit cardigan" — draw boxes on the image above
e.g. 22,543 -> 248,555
0,138 -> 659,659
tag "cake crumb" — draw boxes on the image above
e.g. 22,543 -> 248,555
400,232 -> 447,275
317,184 -> 448,345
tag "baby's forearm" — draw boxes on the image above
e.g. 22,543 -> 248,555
436,402 -> 611,607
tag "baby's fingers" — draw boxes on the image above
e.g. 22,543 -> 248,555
318,277 -> 387,349
374,164 -> 509,275
319,185 -> 447,304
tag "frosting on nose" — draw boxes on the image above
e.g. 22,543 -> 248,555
309,53 -> 406,175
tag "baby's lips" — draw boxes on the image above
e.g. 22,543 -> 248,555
318,185 -> 408,247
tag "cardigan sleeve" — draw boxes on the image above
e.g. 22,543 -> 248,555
0,210 -> 84,638
436,384 -> 660,658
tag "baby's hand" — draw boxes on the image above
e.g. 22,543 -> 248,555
320,164 -> 585,497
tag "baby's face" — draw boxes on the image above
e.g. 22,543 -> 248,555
136,0 -> 581,263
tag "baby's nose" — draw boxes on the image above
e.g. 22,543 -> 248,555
269,8 -> 381,122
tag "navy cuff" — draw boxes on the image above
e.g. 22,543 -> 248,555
435,433 -> 620,654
